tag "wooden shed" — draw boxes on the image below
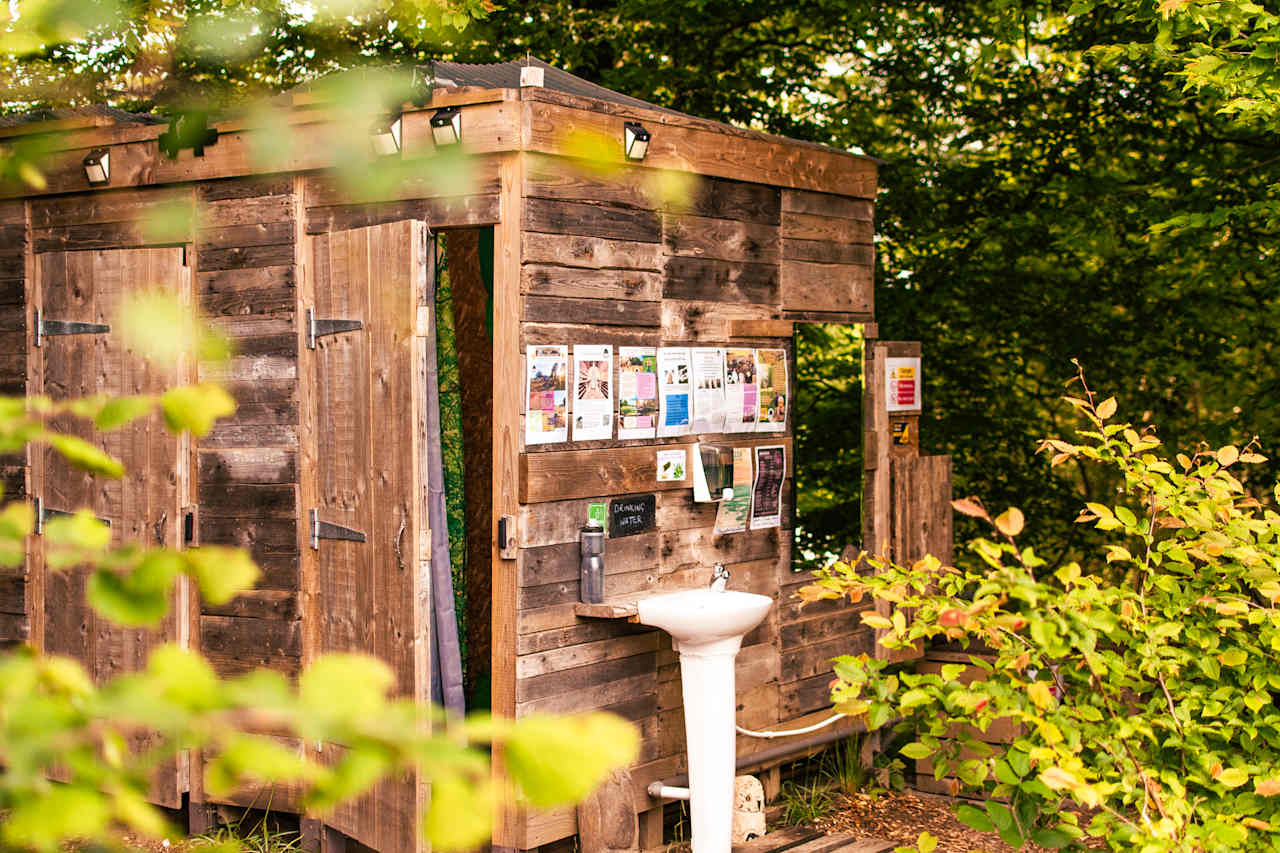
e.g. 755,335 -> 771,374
0,59 -> 953,853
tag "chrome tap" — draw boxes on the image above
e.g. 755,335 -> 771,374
710,563 -> 730,592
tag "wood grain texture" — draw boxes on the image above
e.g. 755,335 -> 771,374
491,152 -> 524,849
308,219 -> 426,853
34,247 -> 190,806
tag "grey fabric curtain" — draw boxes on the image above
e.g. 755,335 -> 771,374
423,235 -> 466,714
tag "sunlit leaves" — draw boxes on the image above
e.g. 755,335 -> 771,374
1,785 -> 113,852
422,774 -> 495,851
182,545 -> 260,605
814,390 -> 1280,849
503,712 -> 640,807
161,383 -> 237,437
87,550 -> 181,627
46,433 -> 123,477
299,654 -> 395,724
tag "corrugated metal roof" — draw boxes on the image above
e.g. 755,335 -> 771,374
429,57 -> 687,117
0,104 -> 163,129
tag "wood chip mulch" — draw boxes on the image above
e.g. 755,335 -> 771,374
815,790 -> 1018,853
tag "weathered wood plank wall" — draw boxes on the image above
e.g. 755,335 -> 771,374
0,199 -> 26,649
511,154 -> 877,849
192,177 -> 305,687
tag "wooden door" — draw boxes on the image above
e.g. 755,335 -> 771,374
308,220 -> 430,853
31,247 -> 192,806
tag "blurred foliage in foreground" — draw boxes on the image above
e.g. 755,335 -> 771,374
0,294 -> 638,853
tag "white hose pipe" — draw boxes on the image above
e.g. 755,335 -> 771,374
735,712 -> 847,739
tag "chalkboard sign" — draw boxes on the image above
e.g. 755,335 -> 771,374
609,494 -> 656,538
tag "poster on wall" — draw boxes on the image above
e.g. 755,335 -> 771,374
722,348 -> 759,433
714,446 -> 756,535
618,347 -> 659,440
525,345 -> 568,445
691,347 -> 726,434
572,344 -> 613,441
886,357 -> 922,412
756,348 -> 788,433
658,347 -> 692,437
750,445 -> 786,529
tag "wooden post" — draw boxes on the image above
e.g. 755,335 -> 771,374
491,151 -> 523,849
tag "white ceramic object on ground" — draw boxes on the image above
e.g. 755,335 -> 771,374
732,775 -> 766,843
637,588 -> 773,853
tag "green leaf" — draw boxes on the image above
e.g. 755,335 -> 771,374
47,433 -> 124,477
986,800 -> 1015,831
422,773 -> 494,852
307,746 -> 394,810
44,509 -> 111,551
955,803 -> 995,833
161,383 -> 237,437
503,712 -> 639,807
898,688 -> 933,710
205,734 -> 319,797
182,545 -> 260,604
1219,767 -> 1249,788
94,395 -> 155,430
900,742 -> 934,760
861,613 -> 893,629
88,564 -> 172,627
1031,828 -> 1074,849
917,831 -> 938,853
299,653 -> 394,723
147,644 -> 221,710
2,785 -> 112,851
1220,648 -> 1248,667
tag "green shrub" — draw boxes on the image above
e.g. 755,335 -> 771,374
803,374 -> 1280,850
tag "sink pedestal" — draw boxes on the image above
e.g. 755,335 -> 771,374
676,637 -> 746,853
636,589 -> 774,853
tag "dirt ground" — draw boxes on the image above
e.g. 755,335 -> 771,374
815,790 -> 1022,853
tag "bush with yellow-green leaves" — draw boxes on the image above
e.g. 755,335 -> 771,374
804,374 -> 1280,850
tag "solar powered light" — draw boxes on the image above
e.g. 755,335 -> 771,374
624,121 -> 651,161
370,114 -> 403,156
83,148 -> 110,185
430,107 -> 462,147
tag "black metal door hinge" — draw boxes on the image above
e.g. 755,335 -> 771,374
305,308 -> 362,349
310,509 -> 366,550
34,309 -> 110,347
34,497 -> 112,535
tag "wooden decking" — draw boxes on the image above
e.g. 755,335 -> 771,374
640,827 -> 895,853
733,828 -> 895,853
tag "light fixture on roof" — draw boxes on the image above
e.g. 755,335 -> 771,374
624,121 -> 650,161
82,148 -> 110,185
371,114 -> 403,156
430,107 -> 462,147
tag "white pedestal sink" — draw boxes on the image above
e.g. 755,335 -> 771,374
637,588 -> 773,853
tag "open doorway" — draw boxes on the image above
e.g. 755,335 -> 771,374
792,323 -> 864,572
436,229 -> 494,711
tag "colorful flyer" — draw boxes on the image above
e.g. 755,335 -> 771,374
714,446 -> 755,535
525,345 -> 568,445
886,357 -> 923,412
656,448 -> 687,482
572,344 -> 613,441
691,347 -> 726,434
618,347 -> 659,440
658,347 -> 692,437
723,347 -> 758,433
756,348 -> 788,433
750,445 -> 786,529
